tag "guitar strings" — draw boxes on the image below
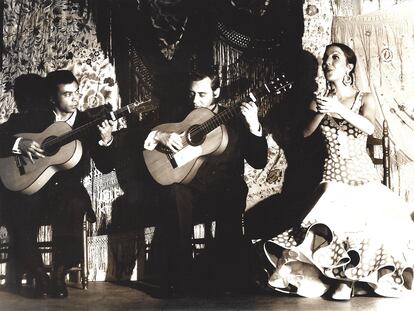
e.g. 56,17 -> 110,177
42,100 -> 153,149
175,82 -> 290,150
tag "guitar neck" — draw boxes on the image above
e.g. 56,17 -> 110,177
199,83 -> 272,135
53,116 -> 106,148
44,100 -> 154,149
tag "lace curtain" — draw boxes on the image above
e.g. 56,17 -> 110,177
331,1 -> 414,201
332,0 -> 407,16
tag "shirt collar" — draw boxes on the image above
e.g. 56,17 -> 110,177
53,110 -> 77,127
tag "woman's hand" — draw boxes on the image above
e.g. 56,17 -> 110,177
315,95 -> 345,115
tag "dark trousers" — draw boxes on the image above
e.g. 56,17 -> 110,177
5,180 -> 87,279
152,178 -> 250,290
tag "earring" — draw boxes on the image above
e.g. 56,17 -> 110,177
343,72 -> 352,86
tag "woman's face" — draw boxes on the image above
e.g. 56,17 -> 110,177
322,46 -> 352,82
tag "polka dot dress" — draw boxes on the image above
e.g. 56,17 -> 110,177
320,92 -> 380,185
261,92 -> 414,298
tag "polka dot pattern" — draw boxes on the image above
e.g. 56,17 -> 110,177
268,222 -> 414,297
319,93 -> 380,185
262,94 -> 414,298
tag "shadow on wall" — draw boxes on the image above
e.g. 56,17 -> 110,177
102,70 -> 189,280
245,50 -> 326,240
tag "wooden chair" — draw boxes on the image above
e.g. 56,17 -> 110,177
39,218 -> 89,290
137,218 -> 216,282
0,226 -> 9,284
367,120 -> 391,187
0,219 -> 89,290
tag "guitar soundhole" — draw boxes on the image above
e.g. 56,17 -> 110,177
187,125 -> 205,146
42,136 -> 60,156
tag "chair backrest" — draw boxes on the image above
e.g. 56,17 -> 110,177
366,120 -> 391,187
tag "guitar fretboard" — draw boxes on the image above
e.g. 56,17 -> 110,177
195,80 -> 290,137
42,100 -> 153,150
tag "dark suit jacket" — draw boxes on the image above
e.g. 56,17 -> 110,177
149,104 -> 268,197
193,106 -> 268,195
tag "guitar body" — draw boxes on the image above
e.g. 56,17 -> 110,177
143,75 -> 292,186
0,122 -> 82,195
0,100 -> 157,195
143,108 -> 228,185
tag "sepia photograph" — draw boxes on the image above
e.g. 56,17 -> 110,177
0,0 -> 414,310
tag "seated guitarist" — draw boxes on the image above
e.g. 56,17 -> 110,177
143,69 -> 268,295
0,70 -> 115,298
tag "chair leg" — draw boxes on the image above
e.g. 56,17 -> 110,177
136,229 -> 146,282
81,219 -> 88,290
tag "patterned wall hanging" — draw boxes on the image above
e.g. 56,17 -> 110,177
332,1 -> 414,202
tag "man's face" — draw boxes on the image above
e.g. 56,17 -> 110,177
189,77 -> 220,110
54,81 -> 79,113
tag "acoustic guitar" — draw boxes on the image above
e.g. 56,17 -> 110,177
143,76 -> 292,186
0,100 -> 157,195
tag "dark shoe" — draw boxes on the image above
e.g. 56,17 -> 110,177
32,270 -> 50,298
49,266 -> 68,298
49,281 -> 68,298
4,282 -> 22,294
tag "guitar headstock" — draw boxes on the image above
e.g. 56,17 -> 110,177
128,99 -> 158,114
264,74 -> 293,95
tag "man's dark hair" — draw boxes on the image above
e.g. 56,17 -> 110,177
45,70 -> 78,96
188,68 -> 220,90
13,73 -> 47,113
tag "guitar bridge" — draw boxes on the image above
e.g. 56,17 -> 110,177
15,155 -> 26,175
166,153 -> 178,169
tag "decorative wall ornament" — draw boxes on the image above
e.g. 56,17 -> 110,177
380,47 -> 393,63
216,0 -> 303,58
305,4 -> 319,16
147,0 -> 188,60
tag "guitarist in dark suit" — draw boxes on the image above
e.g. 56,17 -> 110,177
0,70 -> 115,298
143,69 -> 268,295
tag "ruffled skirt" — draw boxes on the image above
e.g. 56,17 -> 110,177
262,181 -> 414,298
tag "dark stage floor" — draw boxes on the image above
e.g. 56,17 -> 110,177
0,281 -> 413,310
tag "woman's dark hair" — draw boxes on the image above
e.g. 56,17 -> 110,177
324,43 -> 357,76
323,42 -> 356,85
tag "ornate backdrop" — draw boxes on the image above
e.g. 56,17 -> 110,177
4,0 -> 406,281
331,1 -> 414,201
